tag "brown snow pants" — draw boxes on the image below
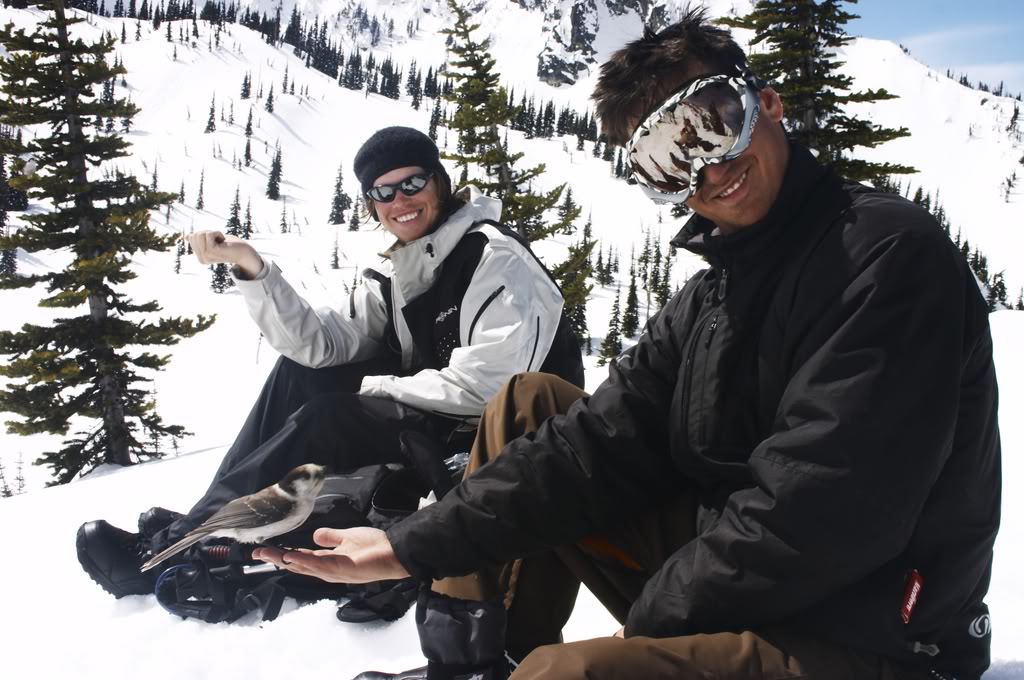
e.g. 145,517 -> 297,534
434,372 -> 929,680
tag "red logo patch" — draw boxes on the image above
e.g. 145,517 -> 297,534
901,570 -> 924,624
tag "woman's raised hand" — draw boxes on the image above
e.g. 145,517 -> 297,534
185,230 -> 264,279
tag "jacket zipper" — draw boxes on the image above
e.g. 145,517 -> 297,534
716,266 -> 730,302
467,285 -> 506,345
698,315 -> 720,445
679,309 -> 716,450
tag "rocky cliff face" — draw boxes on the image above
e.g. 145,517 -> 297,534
522,0 -> 750,86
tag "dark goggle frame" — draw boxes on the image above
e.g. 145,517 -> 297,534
366,171 -> 434,203
626,69 -> 765,204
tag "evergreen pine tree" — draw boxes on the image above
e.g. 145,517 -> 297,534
0,223 -> 16,278
0,458 -> 12,498
428,96 -> 442,142
987,271 -> 1008,311
244,106 -> 253,137
598,287 -> 623,366
14,453 -> 25,494
657,247 -> 673,308
266,144 -> 282,199
209,262 -> 230,292
0,158 -> 15,277
265,84 -> 275,113
328,162 -> 351,224
196,168 -> 205,209
550,239 -> 596,348
348,204 -> 361,231
720,1 -> 914,182
279,199 -> 288,233
0,6 -> 213,483
331,227 -> 340,269
555,186 -> 581,235
204,93 -> 215,132
242,198 -> 253,239
177,179 -> 184,203
225,186 -> 242,236
440,0 -> 567,242
174,237 -> 183,273
621,260 -> 640,337
243,138 -> 252,167
1015,288 -> 1023,311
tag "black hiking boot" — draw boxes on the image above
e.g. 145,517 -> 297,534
76,520 -> 158,598
137,506 -> 184,541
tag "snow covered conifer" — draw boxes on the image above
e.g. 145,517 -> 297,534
204,93 -> 215,132
721,1 -> 915,182
598,287 -> 623,366
328,163 -> 351,224
242,198 -> 253,239
265,84 -> 275,113
0,458 -> 12,498
196,168 -> 205,209
551,238 -> 595,348
266,144 -> 282,199
621,260 -> 640,338
210,263 -> 230,293
225,186 -> 242,236
441,0 -> 567,242
0,3 -> 214,484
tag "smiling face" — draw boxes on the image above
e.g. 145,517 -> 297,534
370,166 -> 443,243
627,66 -> 791,235
683,86 -> 789,234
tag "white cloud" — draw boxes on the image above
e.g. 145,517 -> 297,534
902,24 -> 1012,52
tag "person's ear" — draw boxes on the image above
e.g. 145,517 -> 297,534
760,87 -> 784,123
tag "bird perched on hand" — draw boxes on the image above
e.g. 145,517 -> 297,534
141,463 -> 327,572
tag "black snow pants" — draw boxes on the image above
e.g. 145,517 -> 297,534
149,355 -> 473,552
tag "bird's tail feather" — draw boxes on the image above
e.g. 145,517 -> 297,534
141,534 -> 204,572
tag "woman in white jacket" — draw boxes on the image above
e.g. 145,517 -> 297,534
77,127 -> 584,598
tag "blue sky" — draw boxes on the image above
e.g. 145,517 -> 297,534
848,0 -> 1024,97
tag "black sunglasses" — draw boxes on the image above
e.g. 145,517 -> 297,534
366,172 -> 434,203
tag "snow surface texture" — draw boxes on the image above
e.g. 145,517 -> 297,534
0,1 -> 1021,676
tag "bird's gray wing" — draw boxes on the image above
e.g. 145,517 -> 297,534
192,493 -> 293,532
140,533 -> 205,572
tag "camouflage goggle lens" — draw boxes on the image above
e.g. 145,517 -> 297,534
626,77 -> 757,202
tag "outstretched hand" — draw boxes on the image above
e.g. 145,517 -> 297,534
185,230 -> 264,279
252,526 -> 410,584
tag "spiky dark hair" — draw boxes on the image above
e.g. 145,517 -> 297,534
592,6 -> 748,145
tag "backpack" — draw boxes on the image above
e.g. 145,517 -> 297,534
154,431 -> 467,624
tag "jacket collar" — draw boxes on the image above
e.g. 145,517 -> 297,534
386,185 -> 502,303
671,143 -> 830,266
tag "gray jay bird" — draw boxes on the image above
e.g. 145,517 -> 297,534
141,463 -> 327,572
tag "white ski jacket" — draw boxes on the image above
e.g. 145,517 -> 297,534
232,187 -> 567,419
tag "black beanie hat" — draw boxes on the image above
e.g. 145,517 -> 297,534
353,126 -> 448,196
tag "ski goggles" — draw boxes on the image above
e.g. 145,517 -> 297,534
625,72 -> 764,204
366,172 -> 434,203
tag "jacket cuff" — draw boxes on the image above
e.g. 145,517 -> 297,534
230,257 -> 270,286
386,511 -> 440,583
359,374 -> 387,397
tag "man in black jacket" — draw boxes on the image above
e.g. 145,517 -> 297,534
255,10 -> 1001,680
